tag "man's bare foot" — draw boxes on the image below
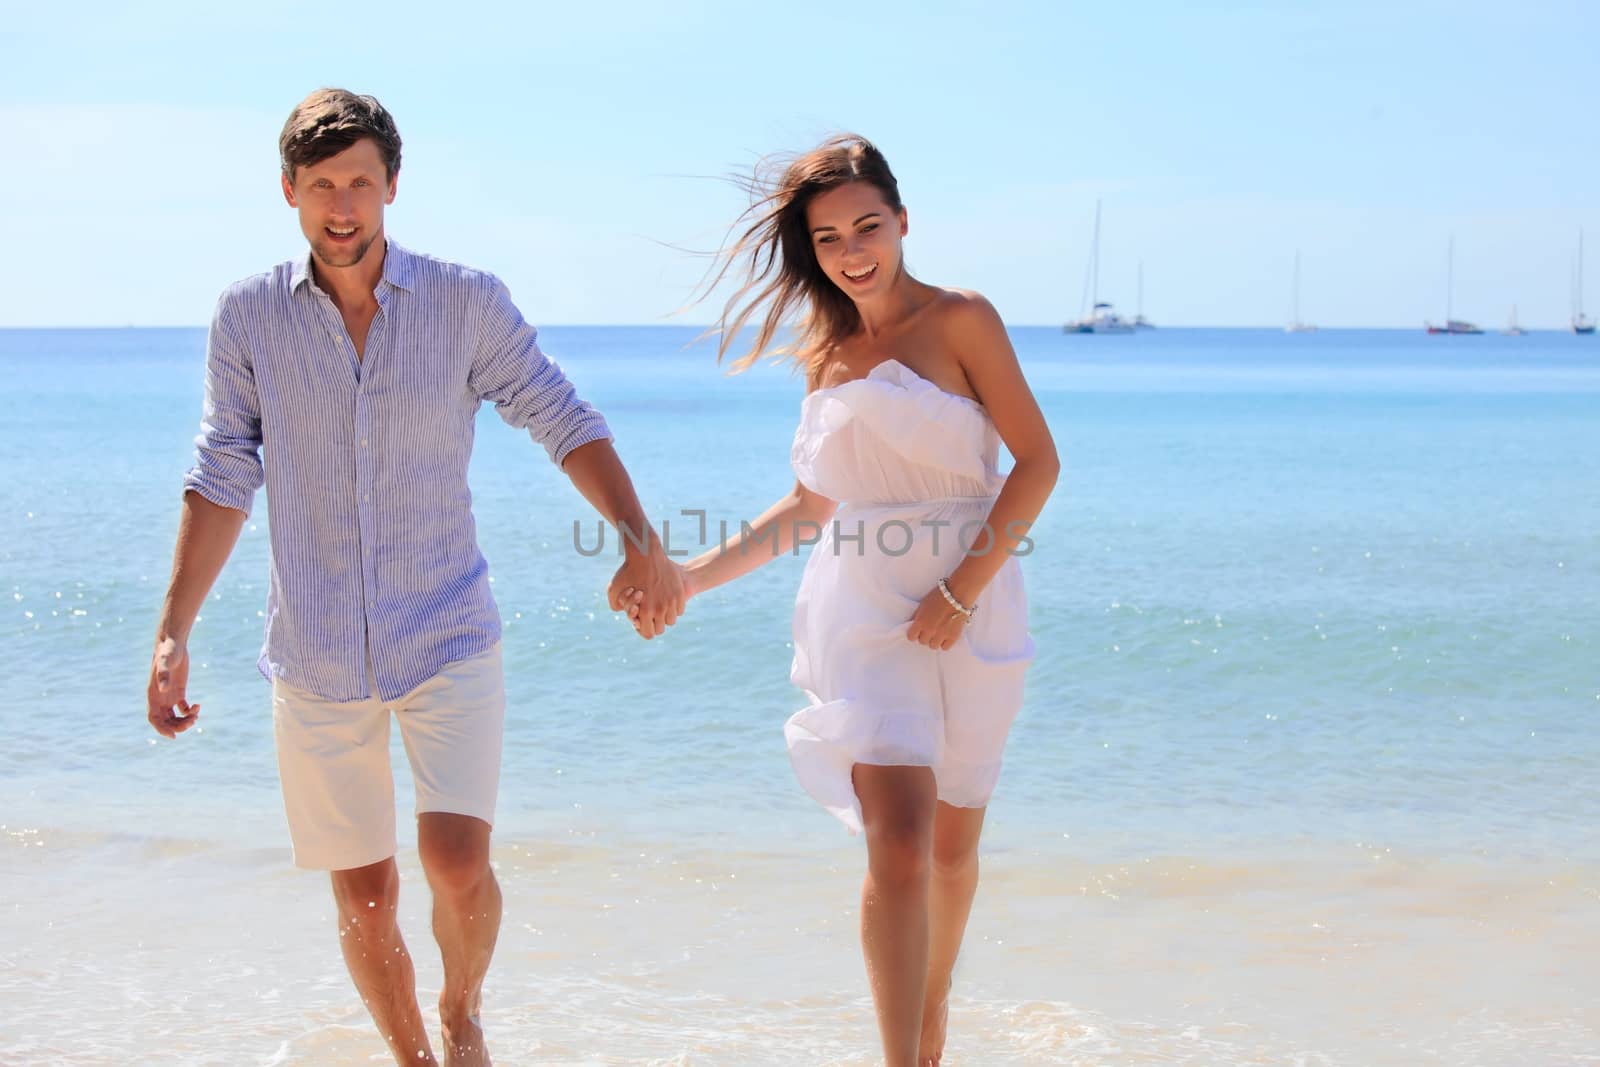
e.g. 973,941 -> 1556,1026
440,1012 -> 490,1067
917,981 -> 950,1066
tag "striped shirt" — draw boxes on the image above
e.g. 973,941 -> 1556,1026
184,239 -> 612,701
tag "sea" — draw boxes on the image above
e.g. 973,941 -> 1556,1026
2,324 -> 1597,1065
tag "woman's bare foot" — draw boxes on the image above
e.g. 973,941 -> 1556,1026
917,981 -> 950,1066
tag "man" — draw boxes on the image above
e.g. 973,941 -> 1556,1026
144,88 -> 682,1067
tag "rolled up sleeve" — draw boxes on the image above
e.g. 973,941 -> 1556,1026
468,276 -> 612,468
183,293 -> 264,515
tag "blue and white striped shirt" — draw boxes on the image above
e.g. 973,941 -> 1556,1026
184,240 -> 612,701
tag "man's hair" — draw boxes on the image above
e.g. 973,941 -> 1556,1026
279,88 -> 402,183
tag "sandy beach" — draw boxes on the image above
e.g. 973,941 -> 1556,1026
5,823 -> 1597,1064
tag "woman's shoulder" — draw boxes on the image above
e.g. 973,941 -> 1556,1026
926,286 -> 1001,323
918,288 -> 1007,356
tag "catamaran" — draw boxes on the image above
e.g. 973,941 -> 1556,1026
1065,200 -> 1134,334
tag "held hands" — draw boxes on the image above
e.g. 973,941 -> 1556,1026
146,635 -> 200,738
607,538 -> 687,640
619,561 -> 694,638
907,583 -> 973,652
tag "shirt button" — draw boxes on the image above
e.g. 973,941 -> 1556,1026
361,439 -> 369,447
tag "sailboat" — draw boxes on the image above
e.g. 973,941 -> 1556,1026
1500,305 -> 1526,337
1574,229 -> 1596,335
1285,249 -> 1316,333
1133,261 -> 1156,329
1064,200 -> 1134,334
1425,236 -> 1483,335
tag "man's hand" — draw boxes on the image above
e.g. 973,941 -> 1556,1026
608,537 -> 686,640
147,635 -> 200,738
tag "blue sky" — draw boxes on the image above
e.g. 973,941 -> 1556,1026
2,1 -> 1595,328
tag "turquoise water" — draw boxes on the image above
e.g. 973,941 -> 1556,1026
3,325 -> 1598,1065
1,325 -> 1597,860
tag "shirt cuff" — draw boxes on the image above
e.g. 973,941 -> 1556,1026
551,418 -> 615,469
182,469 -> 257,517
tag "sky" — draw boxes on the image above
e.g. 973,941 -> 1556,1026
1,1 -> 1595,329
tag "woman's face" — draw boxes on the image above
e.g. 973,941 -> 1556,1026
804,181 -> 908,300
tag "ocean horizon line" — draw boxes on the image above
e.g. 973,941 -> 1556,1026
1,322 -> 1594,334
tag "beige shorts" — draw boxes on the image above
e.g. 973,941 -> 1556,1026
271,643 -> 505,871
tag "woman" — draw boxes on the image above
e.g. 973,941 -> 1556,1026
629,135 -> 1058,1066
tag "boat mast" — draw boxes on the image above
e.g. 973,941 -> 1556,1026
1076,204 -> 1094,319
1293,249 -> 1301,326
1446,235 -> 1454,325
1581,229 -> 1587,322
1091,199 -> 1102,311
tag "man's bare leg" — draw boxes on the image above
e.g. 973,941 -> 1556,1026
919,803 -> 987,1066
331,858 -> 438,1065
853,764 -> 938,1067
418,813 -> 500,1067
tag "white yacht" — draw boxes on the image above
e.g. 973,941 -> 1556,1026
1065,200 -> 1135,334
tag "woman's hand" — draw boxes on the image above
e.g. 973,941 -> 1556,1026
906,585 -> 970,651
623,562 -> 696,635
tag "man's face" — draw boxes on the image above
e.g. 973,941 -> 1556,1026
281,137 -> 396,272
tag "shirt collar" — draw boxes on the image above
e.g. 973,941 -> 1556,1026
290,236 -> 415,294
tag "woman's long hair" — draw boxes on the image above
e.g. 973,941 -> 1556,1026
700,134 -> 903,374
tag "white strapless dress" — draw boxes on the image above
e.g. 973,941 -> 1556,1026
785,359 -> 1035,833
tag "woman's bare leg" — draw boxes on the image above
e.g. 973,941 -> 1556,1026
853,764 -> 938,1067
919,802 -> 987,1065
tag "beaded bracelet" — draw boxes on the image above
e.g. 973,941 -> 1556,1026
936,577 -> 976,620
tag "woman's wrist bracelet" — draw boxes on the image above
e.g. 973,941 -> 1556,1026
937,577 -> 976,619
